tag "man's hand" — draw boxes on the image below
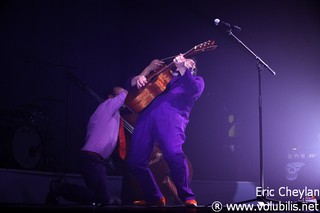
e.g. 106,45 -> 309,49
135,75 -> 148,89
147,59 -> 164,71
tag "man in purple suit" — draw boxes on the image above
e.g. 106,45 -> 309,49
127,54 -> 204,207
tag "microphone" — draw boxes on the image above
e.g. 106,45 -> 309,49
214,18 -> 241,31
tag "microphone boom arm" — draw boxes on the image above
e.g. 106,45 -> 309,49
227,30 -> 276,75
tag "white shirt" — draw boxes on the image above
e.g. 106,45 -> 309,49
81,91 -> 127,159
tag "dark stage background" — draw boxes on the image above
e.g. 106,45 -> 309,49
1,0 -> 320,194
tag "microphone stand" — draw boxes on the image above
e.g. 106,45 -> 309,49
226,29 -> 277,204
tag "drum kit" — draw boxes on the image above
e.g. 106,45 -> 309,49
0,100 -> 53,170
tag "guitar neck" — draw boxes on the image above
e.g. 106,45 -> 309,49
146,47 -> 195,82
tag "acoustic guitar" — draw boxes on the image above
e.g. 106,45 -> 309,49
125,39 -> 217,114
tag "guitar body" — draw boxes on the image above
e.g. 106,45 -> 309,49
125,68 -> 173,114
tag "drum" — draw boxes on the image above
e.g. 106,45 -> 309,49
0,125 -> 42,169
27,110 -> 48,131
16,105 -> 49,130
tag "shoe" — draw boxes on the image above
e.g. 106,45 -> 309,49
45,189 -> 59,205
133,200 -> 147,206
109,197 -> 122,206
45,177 -> 67,205
184,199 -> 197,207
133,197 -> 166,207
45,179 -> 60,205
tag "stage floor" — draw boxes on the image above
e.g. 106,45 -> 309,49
1,203 -> 213,213
1,203 -> 306,213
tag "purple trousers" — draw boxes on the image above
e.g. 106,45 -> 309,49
127,105 -> 195,202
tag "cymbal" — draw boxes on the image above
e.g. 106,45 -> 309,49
33,96 -> 64,103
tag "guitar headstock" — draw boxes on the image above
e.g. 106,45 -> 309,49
193,39 -> 217,53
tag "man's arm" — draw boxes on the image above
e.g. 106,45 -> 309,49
130,59 -> 164,88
